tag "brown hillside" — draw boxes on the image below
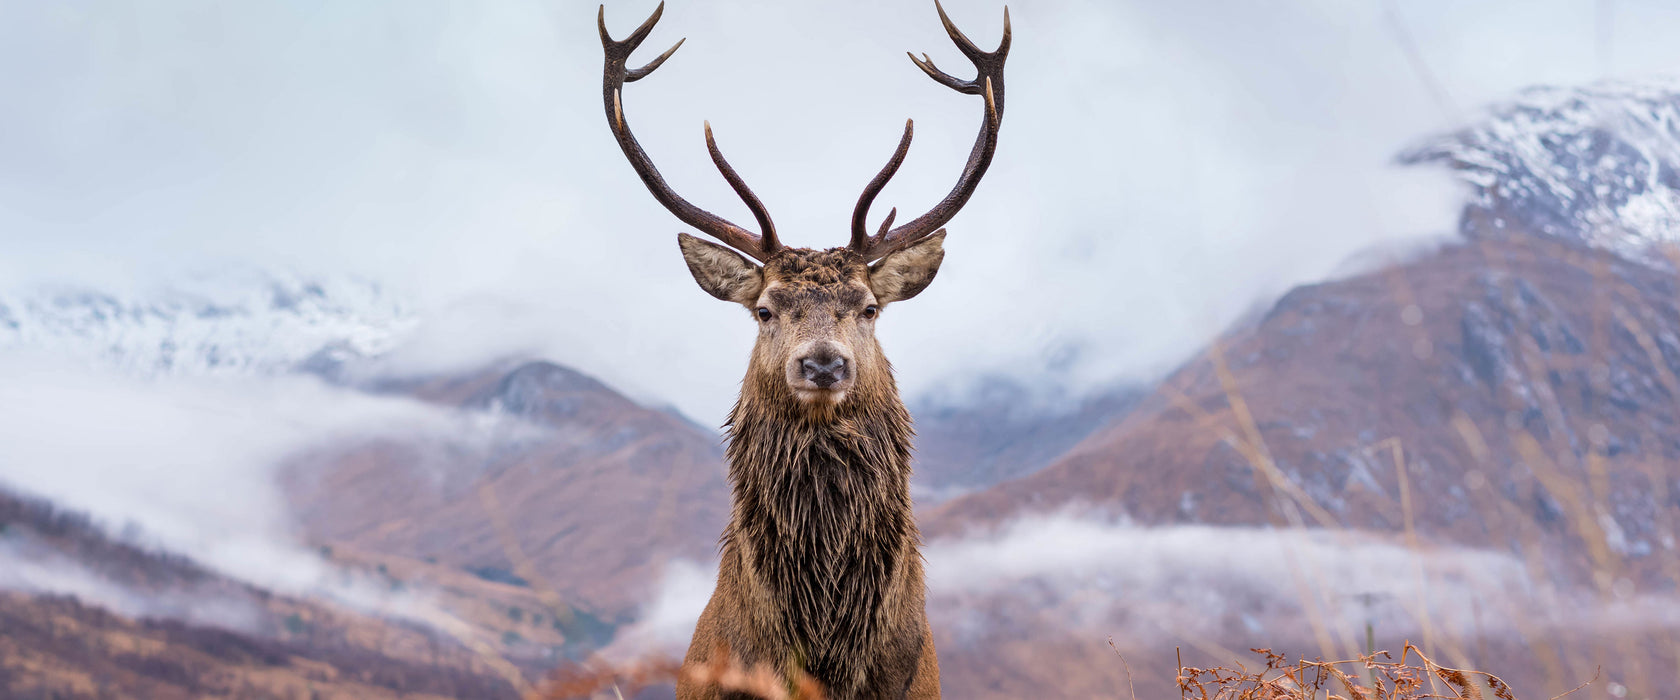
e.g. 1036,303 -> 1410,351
910,380 -> 1142,504
0,489 -> 525,698
930,234 -> 1680,587
0,591 -> 523,700
283,360 -> 732,621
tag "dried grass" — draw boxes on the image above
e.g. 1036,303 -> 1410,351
1173,644 -> 1591,700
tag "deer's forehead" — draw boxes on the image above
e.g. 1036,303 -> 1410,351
765,249 -> 865,281
760,249 -> 871,308
764,281 -> 871,310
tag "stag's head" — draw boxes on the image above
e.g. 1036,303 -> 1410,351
599,1 -> 1008,412
677,235 -> 946,408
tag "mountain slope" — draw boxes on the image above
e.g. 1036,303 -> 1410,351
909,379 -> 1143,503
930,232 -> 1680,592
283,360 -> 732,622
0,488 -> 524,699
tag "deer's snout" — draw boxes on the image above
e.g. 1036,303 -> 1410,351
800,354 -> 848,389
788,343 -> 855,401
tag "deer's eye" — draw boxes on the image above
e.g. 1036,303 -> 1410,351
756,307 -> 773,322
861,305 -> 879,320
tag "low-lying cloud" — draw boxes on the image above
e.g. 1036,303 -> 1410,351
0,537 -> 265,633
0,350 -> 495,603
602,559 -> 719,661
924,514 -> 1680,667
925,515 -> 1529,648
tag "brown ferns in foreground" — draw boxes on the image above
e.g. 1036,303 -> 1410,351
527,656 -> 679,700
530,644 -> 826,700
681,643 -> 828,700
1176,644 -> 1573,700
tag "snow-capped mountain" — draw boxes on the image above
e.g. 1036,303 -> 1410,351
1402,78 -> 1680,260
0,268 -> 415,378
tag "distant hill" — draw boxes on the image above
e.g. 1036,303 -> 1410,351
0,488 -> 523,699
909,379 -> 1143,504
283,359 -> 733,620
930,234 -> 1677,580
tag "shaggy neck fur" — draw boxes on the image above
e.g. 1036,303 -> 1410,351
722,354 -> 920,696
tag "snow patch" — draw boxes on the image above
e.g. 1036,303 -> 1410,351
0,267 -> 414,379
1404,78 -> 1680,262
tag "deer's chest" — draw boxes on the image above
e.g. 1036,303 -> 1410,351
741,452 -> 911,656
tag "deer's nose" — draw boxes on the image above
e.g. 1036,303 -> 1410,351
800,354 -> 848,389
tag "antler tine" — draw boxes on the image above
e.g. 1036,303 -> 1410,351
1000,7 -> 1013,55
627,37 -> 683,82
907,52 -> 973,94
705,122 -> 780,257
876,208 -> 897,240
850,119 -> 914,252
599,1 -> 663,53
933,0 -> 983,60
852,2 -> 1009,262
600,3 -> 777,262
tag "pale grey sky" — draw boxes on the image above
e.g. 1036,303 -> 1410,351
5,1 -> 1680,421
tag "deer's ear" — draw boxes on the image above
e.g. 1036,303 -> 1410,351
868,231 -> 945,304
678,233 -> 764,305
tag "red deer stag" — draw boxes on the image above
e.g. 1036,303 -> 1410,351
598,3 -> 1008,698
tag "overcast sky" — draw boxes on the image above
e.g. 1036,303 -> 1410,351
5,1 -> 1680,421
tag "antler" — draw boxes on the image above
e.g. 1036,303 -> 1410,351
600,3 -> 781,262
851,0 -> 1010,262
